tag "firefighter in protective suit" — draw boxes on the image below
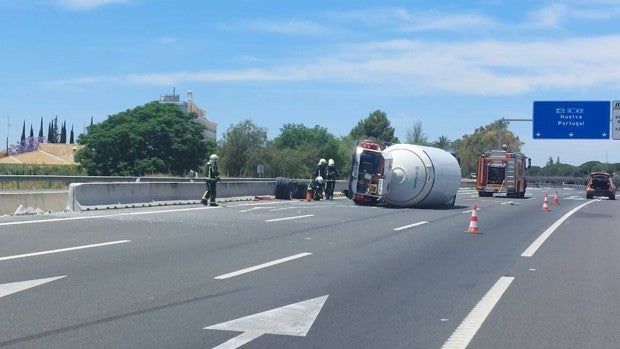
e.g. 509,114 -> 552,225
325,159 -> 340,200
309,158 -> 328,200
201,154 -> 220,206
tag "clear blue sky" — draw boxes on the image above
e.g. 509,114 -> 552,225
2,0 -> 620,167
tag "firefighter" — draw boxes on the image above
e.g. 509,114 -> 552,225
201,154 -> 220,206
313,158 -> 328,178
325,159 -> 340,200
310,158 -> 328,200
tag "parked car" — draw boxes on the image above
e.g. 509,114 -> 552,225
586,172 -> 616,200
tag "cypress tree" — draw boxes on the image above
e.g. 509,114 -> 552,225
60,121 -> 67,143
20,121 -> 26,143
39,117 -> 44,139
48,121 -> 53,143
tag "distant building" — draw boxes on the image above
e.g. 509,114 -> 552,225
159,88 -> 217,142
0,143 -> 83,166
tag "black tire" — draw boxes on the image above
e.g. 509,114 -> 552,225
313,188 -> 321,201
586,193 -> 593,199
275,177 -> 291,200
291,181 -> 308,199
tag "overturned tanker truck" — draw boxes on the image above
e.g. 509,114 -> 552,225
347,140 -> 461,208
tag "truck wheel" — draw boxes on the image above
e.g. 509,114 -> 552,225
275,177 -> 291,200
291,181 -> 308,199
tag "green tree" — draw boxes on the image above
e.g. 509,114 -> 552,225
431,135 -> 451,150
20,121 -> 25,144
60,121 -> 67,144
218,119 -> 268,177
540,163 -> 577,176
38,117 -> 44,139
75,101 -> 209,176
406,120 -> 428,145
452,120 -> 523,176
349,110 -> 399,143
48,116 -> 59,143
578,161 -> 605,174
270,123 -> 345,178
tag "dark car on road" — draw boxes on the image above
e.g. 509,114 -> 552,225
586,172 -> 616,200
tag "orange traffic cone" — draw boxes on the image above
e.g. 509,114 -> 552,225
466,204 -> 480,234
553,191 -> 560,205
306,190 -> 312,202
541,194 -> 550,212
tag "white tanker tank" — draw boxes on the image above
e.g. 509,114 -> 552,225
383,144 -> 461,207
348,141 -> 461,208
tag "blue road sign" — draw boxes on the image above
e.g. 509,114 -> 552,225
533,101 -> 610,139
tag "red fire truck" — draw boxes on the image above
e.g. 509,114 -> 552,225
476,149 -> 529,198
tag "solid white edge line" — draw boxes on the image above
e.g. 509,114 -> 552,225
441,276 -> 515,349
0,206 -> 213,227
521,200 -> 595,257
214,252 -> 313,280
393,221 -> 428,231
0,240 -> 131,261
265,214 -> 314,222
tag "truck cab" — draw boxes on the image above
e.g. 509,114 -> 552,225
348,140 -> 393,205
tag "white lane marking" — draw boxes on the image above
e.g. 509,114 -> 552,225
265,214 -> 314,222
0,276 -> 66,298
521,200 -> 596,257
205,295 -> 328,349
269,207 -> 294,211
0,240 -> 131,262
214,252 -> 312,280
441,276 -> 514,349
237,207 -> 269,213
393,221 -> 428,231
0,206 -> 216,227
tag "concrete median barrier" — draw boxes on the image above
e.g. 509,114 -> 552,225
65,180 -> 277,212
0,191 -> 68,215
1,178 -> 463,214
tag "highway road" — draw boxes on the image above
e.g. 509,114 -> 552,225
0,187 -> 619,348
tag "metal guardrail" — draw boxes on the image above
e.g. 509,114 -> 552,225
1,174 -> 616,190
0,175 -> 275,189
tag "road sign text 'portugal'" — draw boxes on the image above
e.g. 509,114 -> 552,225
533,101 -> 610,139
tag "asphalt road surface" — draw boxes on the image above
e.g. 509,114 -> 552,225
1,186 -> 618,349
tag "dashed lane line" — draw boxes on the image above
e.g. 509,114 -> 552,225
0,240 -> 131,262
265,214 -> 314,222
214,252 -> 313,280
393,221 -> 428,231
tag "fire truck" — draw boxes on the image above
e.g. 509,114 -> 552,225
476,149 -> 529,198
